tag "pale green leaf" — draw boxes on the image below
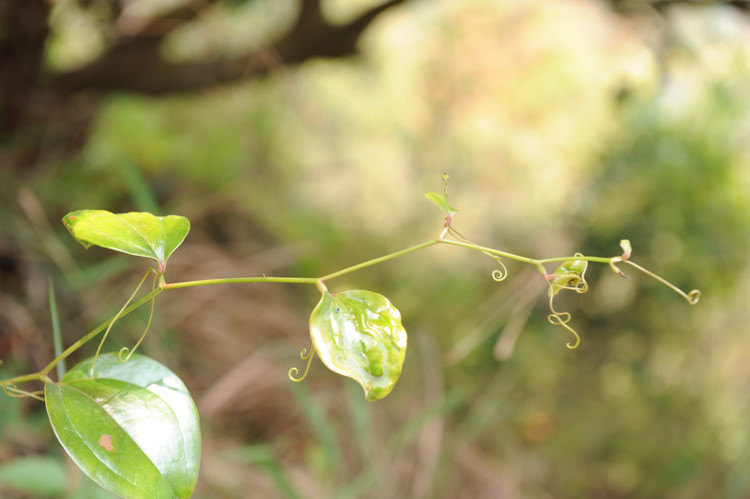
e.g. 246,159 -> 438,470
62,210 -> 190,270
424,192 -> 457,216
309,290 -> 407,401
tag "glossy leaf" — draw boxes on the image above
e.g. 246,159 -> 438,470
548,258 -> 588,297
425,192 -> 457,216
45,353 -> 201,499
309,290 -> 407,401
63,210 -> 190,271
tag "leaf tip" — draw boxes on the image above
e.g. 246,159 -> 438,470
425,192 -> 458,216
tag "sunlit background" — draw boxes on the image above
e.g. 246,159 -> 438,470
2,0 -> 750,497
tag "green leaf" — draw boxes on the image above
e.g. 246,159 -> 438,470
45,353 -> 201,499
309,290 -> 407,401
425,192 -> 457,216
62,210 -> 190,271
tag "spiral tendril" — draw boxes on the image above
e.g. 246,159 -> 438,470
118,274 -> 158,364
547,287 -> 581,349
491,261 -> 509,282
546,253 -> 589,298
622,260 -> 702,306
288,346 -> 315,382
90,268 -> 153,378
1,383 -> 44,401
550,273 -> 589,294
447,227 -> 510,282
547,313 -> 581,349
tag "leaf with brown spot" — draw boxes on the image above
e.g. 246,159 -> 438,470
45,353 -> 201,499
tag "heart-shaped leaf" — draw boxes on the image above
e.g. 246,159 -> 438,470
309,290 -> 407,401
63,210 -> 190,272
45,353 -> 201,499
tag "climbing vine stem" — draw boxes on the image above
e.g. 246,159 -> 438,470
0,230 -> 699,392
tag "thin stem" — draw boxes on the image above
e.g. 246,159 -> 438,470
163,240 -> 620,293
162,276 -> 319,290
439,238 -> 617,268
39,288 -> 163,377
90,269 -> 153,378
436,238 -> 536,264
5,243 -> 442,388
0,287 -> 163,390
623,260 -> 701,304
161,241 -> 440,290
537,255 -> 614,265
1,372 -> 42,387
118,273 -> 159,363
319,240 -> 439,281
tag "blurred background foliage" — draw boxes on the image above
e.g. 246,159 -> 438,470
1,0 -> 750,497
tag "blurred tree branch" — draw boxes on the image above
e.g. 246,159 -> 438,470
0,0 -> 405,167
54,0 -> 405,94
0,0 -> 746,169
37,0 -> 745,97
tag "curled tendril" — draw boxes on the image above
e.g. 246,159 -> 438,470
546,284 -> 581,349
621,260 -> 702,306
570,252 -> 589,293
547,253 -> 589,297
1,383 -> 44,401
547,312 -> 581,349
446,226 -> 510,282
1,383 -> 21,397
118,274 -> 158,364
90,268 -> 154,378
547,272 -> 589,294
491,261 -> 509,282
288,346 -> 315,382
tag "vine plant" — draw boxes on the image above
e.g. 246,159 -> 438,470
0,177 -> 700,499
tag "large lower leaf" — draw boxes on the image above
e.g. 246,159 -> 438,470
310,290 -> 407,401
45,353 -> 201,499
62,210 -> 190,271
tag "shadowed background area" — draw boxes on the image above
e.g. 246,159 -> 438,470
1,0 -> 750,497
